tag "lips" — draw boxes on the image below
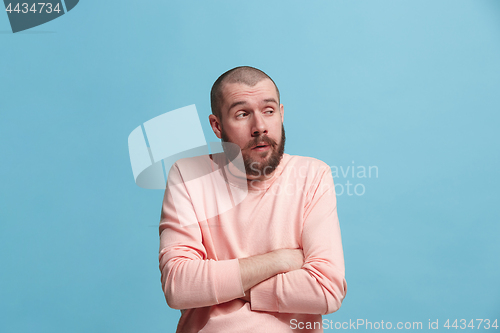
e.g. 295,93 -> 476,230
252,143 -> 270,149
247,136 -> 276,150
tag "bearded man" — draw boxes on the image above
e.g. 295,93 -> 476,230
159,66 -> 347,333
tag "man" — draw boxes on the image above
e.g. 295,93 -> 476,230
159,66 -> 347,332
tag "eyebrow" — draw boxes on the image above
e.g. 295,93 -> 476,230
263,98 -> 278,105
228,100 -> 247,112
228,98 -> 279,113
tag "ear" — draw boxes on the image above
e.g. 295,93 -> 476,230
209,114 -> 222,139
280,104 -> 284,123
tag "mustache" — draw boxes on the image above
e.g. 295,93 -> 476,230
244,135 -> 277,150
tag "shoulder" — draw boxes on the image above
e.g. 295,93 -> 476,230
173,154 -> 212,170
282,154 -> 335,201
283,154 -> 332,176
168,154 -> 214,183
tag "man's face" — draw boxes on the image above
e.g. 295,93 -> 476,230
213,79 -> 285,179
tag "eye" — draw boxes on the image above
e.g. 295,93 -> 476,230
236,112 -> 248,118
264,109 -> 274,114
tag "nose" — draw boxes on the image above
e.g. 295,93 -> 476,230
251,112 -> 268,137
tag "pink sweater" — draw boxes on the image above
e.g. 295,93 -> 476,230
159,153 -> 347,332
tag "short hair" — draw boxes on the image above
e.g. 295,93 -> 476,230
210,66 -> 280,120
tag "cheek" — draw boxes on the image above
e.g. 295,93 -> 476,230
227,121 -> 247,133
223,125 -> 247,144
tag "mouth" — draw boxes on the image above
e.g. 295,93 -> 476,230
251,143 -> 271,151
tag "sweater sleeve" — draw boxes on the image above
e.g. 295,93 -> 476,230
158,163 -> 245,310
250,165 -> 347,314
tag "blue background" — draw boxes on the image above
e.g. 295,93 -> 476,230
1,0 -> 499,332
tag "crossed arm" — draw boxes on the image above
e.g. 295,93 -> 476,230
238,248 -> 305,301
159,163 -> 346,314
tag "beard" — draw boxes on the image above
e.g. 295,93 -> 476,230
221,124 -> 286,178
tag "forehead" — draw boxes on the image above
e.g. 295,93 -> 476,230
221,79 -> 279,107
